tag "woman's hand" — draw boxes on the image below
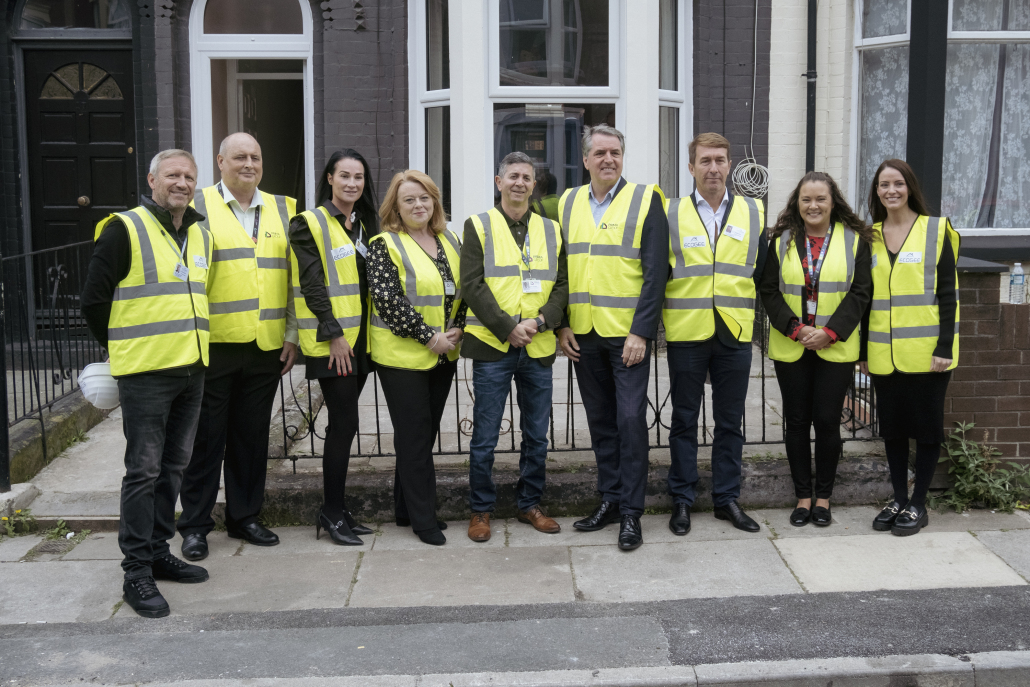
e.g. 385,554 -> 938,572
930,356 -> 952,372
797,325 -> 817,341
802,329 -> 832,350
328,336 -> 354,376
858,361 -> 869,376
445,327 -> 463,345
427,332 -> 455,355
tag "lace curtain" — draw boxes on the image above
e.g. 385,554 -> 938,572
858,47 -> 909,216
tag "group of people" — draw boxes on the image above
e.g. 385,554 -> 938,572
82,125 -> 959,619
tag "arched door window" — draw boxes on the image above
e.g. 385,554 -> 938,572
40,63 -> 124,100
19,0 -> 131,30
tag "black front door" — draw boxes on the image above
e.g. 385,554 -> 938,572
23,49 -> 136,251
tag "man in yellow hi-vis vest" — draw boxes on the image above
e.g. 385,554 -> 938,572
557,125 -> 669,551
663,133 -> 768,536
82,150 -> 212,618
176,133 -> 299,560
460,152 -> 568,543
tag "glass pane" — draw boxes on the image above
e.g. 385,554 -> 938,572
427,0 -> 450,90
40,75 -> 73,99
82,64 -> 107,92
237,59 -> 304,73
204,0 -> 303,34
55,64 -> 80,89
862,0 -> 907,39
858,47 -> 909,219
996,44 -> 1030,227
953,0 -> 1030,31
499,0 -> 609,87
426,106 -> 452,217
659,106 -> 679,197
89,75 -> 123,99
493,103 -> 615,202
20,0 -> 131,29
659,0 -> 677,90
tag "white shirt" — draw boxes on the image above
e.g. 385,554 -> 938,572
694,187 -> 730,250
218,181 -> 264,240
588,178 -> 623,226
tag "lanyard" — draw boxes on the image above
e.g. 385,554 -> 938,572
142,208 -> 187,263
804,226 -> 832,295
520,229 -> 533,276
219,182 -> 261,241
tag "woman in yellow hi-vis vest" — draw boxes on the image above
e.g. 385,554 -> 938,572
368,170 -> 467,546
859,159 -> 960,537
760,172 -> 873,529
289,149 -> 379,546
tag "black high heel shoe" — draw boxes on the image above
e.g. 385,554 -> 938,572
316,510 -> 363,546
343,510 -> 374,536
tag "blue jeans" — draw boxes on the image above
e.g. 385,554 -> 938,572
469,348 -> 553,513
667,339 -> 752,508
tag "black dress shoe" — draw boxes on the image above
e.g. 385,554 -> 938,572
123,576 -> 169,618
344,511 -> 374,536
789,507 -> 811,527
873,500 -> 905,531
891,504 -> 928,536
180,533 -> 208,561
618,515 -> 643,551
395,516 -> 447,530
152,553 -> 209,583
669,504 -> 691,535
226,522 -> 279,546
811,506 -> 832,527
713,501 -> 761,533
573,501 -> 621,531
317,510 -> 363,546
416,527 -> 446,546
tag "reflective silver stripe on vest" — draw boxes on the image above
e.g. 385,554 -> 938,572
714,295 -> 755,309
871,299 -> 890,311
537,217 -> 559,282
199,223 -> 210,262
272,195 -> 290,245
567,242 -> 591,255
113,281 -> 195,301
867,331 -> 891,344
590,295 -> 638,308
293,284 -> 360,299
892,293 -> 939,306
892,324 -> 940,339
441,230 -> 461,254
311,209 -> 343,288
664,297 -> 712,310
212,247 -> 254,262
924,217 -> 940,295
386,232 -> 441,307
561,187 -> 578,244
673,264 -> 714,279
591,184 -> 647,259
715,262 -> 755,278
478,212 -> 521,278
259,308 -> 287,321
668,197 -> 686,273
193,189 -> 210,232
209,298 -> 259,315
742,196 -> 761,268
107,317 -> 209,341
124,211 -> 160,285
257,257 -> 288,270
297,315 -> 363,330
777,232 -> 791,295
569,292 -> 590,304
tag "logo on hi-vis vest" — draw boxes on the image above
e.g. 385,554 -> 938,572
600,222 -> 620,231
265,231 -> 282,238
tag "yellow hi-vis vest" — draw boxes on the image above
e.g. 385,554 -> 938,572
464,208 -> 562,358
288,206 -> 364,358
767,223 -> 861,363
559,182 -> 664,338
94,206 -> 212,377
191,186 -> 295,350
867,215 -> 961,375
663,194 -> 764,342
369,229 -> 463,370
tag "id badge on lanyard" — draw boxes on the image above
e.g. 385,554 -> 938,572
144,208 -> 190,282
805,228 -> 832,318
520,232 -> 540,293
353,220 -> 367,258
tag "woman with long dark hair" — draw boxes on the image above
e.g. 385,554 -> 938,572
760,172 -> 873,527
860,159 -> 960,536
288,149 -> 379,545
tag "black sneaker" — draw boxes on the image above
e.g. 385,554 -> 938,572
152,553 -> 210,583
123,576 -> 170,618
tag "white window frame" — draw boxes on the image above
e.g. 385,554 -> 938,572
408,0 -> 451,174
188,0 -> 315,208
658,0 -> 692,198
849,0 -> 1030,235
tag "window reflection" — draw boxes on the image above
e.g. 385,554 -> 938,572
427,0 -> 450,90
426,106 -> 452,217
659,0 -> 677,90
204,0 -> 303,34
659,106 -> 678,197
20,0 -> 131,29
499,0 -> 609,87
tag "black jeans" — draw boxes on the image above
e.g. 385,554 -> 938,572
318,372 -> 369,519
773,349 -> 854,499
573,332 -> 652,517
178,342 -> 283,536
118,370 -> 205,579
377,362 -> 455,532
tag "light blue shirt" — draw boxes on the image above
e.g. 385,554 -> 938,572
693,188 -> 729,250
588,178 -> 623,226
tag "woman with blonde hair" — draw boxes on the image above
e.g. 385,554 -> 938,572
368,170 -> 466,546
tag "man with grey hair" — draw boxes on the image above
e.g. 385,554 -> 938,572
82,149 -> 213,618
557,124 -> 669,551
460,151 -> 568,542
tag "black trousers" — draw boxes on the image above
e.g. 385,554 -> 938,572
177,342 -> 284,536
772,349 -> 854,499
376,361 -> 455,532
318,373 -> 369,518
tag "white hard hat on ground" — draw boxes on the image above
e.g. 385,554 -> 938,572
78,362 -> 120,410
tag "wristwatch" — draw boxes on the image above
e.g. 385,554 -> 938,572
534,316 -> 547,331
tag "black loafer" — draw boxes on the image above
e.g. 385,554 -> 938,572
811,506 -> 832,527
891,504 -> 928,536
152,553 -> 209,583
669,504 -> 691,535
574,501 -> 621,531
180,533 -> 208,561
226,522 -> 279,546
123,576 -> 169,618
395,516 -> 447,530
713,501 -> 761,533
618,515 -> 643,551
873,500 -> 905,531
789,507 -> 811,527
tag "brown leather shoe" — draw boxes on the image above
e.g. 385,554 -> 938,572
517,506 -> 561,534
468,512 -> 491,542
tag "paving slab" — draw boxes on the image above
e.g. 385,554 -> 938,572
926,508 -> 1030,532
775,531 -> 1028,593
371,521 -> 508,550
0,535 -> 43,562
693,653 -> 973,687
969,650 -> 1030,687
974,529 -> 1030,581
753,506 -> 877,539
60,532 -> 121,560
348,546 -> 575,607
167,531 -> 247,559
237,523 -> 374,555
114,550 -> 361,618
505,514 -> 771,549
0,560 -> 121,623
570,538 -> 803,603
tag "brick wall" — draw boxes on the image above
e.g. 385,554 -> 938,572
944,270 -> 1030,459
